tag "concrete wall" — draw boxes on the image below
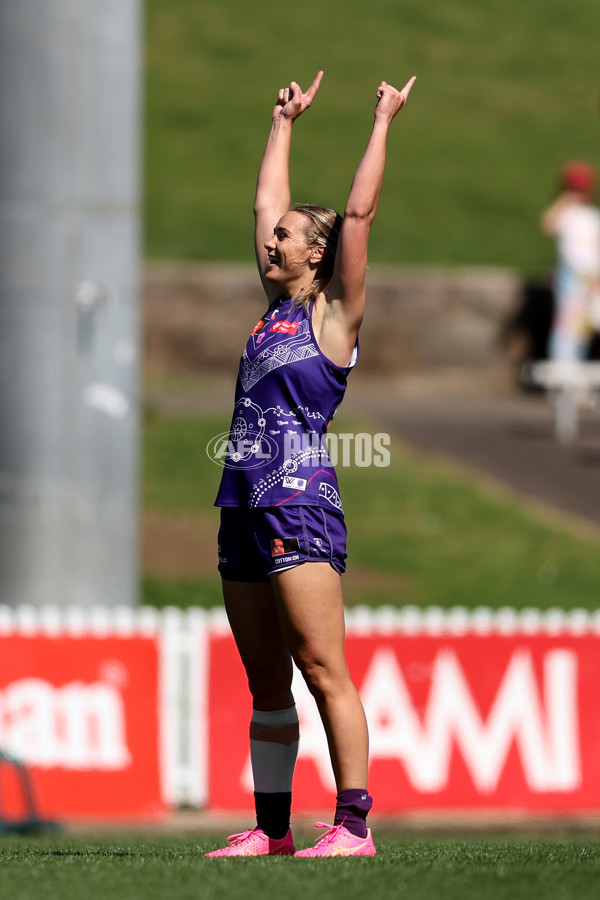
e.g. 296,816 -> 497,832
143,263 -> 525,386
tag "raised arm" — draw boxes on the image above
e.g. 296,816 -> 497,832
328,77 -> 416,332
254,72 -> 323,299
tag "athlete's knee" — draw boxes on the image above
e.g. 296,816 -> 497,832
244,659 -> 294,708
294,651 -> 348,701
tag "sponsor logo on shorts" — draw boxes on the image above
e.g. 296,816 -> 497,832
273,554 -> 301,565
282,476 -> 307,491
271,537 -> 301,557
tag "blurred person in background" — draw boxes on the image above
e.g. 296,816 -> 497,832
540,161 -> 600,361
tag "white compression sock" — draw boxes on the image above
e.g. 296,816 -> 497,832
249,706 -> 299,792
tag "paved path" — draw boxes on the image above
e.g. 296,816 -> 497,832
344,378 -> 600,533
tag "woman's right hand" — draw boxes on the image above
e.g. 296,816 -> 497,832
273,70 -> 324,122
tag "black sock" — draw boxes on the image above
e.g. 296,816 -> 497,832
254,791 -> 292,840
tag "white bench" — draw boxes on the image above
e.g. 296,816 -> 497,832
523,361 -> 600,443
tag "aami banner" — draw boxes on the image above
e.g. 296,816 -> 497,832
207,629 -> 600,813
0,607 -> 599,819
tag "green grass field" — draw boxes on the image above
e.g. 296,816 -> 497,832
2,835 -> 600,900
143,1 -> 600,608
142,408 -> 600,611
145,0 -> 600,270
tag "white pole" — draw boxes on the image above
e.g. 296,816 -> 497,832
0,1 -> 143,607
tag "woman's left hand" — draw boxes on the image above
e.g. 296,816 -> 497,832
374,76 -> 416,123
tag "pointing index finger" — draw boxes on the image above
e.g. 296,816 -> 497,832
305,70 -> 324,102
401,75 -> 417,98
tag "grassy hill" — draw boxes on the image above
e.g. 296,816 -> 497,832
142,409 -> 600,611
145,0 -> 600,270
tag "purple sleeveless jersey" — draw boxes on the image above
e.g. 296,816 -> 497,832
214,296 -> 358,512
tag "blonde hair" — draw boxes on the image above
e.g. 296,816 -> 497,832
291,204 -> 342,309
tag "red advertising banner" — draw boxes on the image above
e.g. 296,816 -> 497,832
1,607 -> 598,820
0,634 -> 165,821
207,630 -> 600,814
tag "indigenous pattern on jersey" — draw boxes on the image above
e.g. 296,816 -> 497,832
214,296 -> 358,511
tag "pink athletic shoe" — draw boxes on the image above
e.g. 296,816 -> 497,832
294,822 -> 376,858
203,827 -> 295,857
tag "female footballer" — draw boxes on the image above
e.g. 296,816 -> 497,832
205,70 -> 416,857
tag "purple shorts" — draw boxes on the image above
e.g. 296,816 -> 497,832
217,506 -> 347,581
